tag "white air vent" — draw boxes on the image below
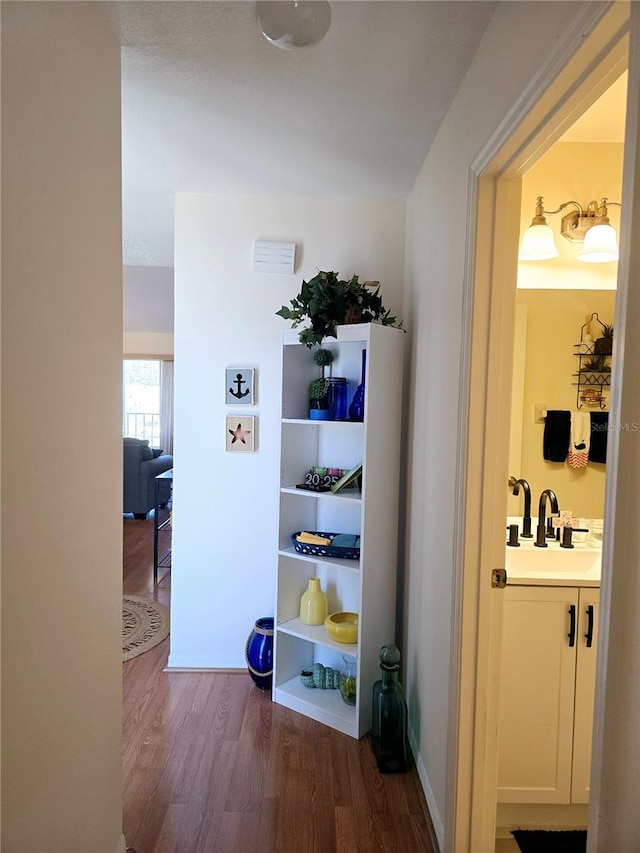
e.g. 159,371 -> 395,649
253,241 -> 296,275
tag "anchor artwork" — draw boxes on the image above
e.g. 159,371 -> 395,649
225,368 -> 255,406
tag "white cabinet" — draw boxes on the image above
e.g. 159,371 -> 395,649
497,585 -> 599,804
273,323 -> 404,738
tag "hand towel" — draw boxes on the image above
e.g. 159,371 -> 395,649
589,412 -> 609,463
543,410 -> 571,462
567,412 -> 590,468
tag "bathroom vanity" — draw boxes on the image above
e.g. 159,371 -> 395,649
497,539 -> 601,806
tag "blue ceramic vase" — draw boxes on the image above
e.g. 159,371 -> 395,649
245,617 -> 274,691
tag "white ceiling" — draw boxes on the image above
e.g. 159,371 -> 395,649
104,1 -> 497,266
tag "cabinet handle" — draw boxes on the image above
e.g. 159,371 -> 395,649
585,604 -> 594,648
568,604 -> 576,647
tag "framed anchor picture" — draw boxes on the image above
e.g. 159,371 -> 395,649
225,367 -> 255,406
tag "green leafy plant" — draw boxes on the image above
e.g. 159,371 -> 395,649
309,377 -> 330,402
313,347 -> 334,378
581,355 -> 610,373
276,270 -> 402,347
594,323 -> 614,356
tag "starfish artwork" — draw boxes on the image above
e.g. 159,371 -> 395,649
226,415 -> 256,452
229,422 -> 250,444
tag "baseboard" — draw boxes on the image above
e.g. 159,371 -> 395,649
408,723 -> 444,852
114,834 -> 127,853
496,802 -> 588,833
164,665 -> 246,673
166,653 -> 246,669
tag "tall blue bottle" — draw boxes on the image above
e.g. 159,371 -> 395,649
349,349 -> 366,421
371,644 -> 408,773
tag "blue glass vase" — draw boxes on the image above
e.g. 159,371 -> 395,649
245,617 -> 274,691
349,349 -> 366,421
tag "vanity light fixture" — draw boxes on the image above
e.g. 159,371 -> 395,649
255,1 -> 332,50
519,196 -> 621,264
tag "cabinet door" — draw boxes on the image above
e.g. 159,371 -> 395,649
497,586 -> 578,803
571,588 -> 600,803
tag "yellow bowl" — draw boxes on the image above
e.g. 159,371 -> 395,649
324,612 -> 358,644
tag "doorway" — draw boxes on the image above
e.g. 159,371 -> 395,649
454,5 -> 636,851
495,86 -> 624,847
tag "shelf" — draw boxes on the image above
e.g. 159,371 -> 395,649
282,418 -> 364,427
273,675 -> 357,737
277,617 -> 359,656
280,485 -> 362,504
278,546 -> 361,572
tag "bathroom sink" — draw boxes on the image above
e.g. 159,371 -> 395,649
505,544 -> 601,586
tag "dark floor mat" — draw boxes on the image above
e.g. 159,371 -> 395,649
512,829 -> 587,853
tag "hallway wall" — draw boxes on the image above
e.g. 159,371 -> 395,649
1,4 -> 124,850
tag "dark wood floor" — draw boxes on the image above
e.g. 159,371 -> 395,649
123,514 -> 438,852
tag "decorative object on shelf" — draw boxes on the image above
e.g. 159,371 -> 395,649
297,466 -> 356,491
255,1 -> 332,51
327,376 -> 348,420
309,377 -> 331,420
573,313 -> 611,409
594,323 -> 614,356
519,196 -> 622,263
299,576 -> 329,625
348,349 -> 366,421
245,617 -> 274,691
299,662 -> 340,689
226,415 -> 256,451
308,347 -> 334,419
324,611 -> 358,644
292,531 -> 361,560
225,367 -> 255,405
339,655 -> 357,705
275,270 -> 402,346
330,463 -> 363,494
371,644 -> 409,773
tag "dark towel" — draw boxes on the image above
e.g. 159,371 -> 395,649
590,412 -> 609,463
543,410 -> 571,462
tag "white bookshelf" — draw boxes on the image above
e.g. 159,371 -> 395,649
273,323 -> 404,738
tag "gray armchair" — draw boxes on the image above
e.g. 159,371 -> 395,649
123,437 -> 173,519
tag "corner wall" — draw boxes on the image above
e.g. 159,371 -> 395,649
1,4 -> 124,851
170,195 -> 405,668
402,2 -> 592,845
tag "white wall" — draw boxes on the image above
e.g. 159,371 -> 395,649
123,264 -> 174,334
1,4 -> 124,852
169,195 -> 405,668
402,2 -> 593,845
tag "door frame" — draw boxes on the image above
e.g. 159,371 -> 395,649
450,4 -> 633,851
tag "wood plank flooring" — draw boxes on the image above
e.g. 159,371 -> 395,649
123,514 -> 438,852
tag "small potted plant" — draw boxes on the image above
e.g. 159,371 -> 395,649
276,270 -> 402,347
594,323 -> 614,356
308,348 -> 334,419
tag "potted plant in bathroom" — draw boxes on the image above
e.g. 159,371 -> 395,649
275,269 -> 402,347
594,323 -> 614,356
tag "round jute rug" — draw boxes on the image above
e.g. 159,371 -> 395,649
122,595 -> 169,662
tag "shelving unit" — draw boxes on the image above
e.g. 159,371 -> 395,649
572,313 -> 611,409
273,323 -> 404,738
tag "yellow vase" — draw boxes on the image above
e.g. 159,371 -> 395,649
299,577 -> 328,625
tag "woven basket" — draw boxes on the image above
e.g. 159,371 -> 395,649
291,532 -> 360,560
344,305 -> 363,324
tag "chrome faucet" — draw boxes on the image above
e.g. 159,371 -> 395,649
512,478 -> 533,538
535,489 -> 559,548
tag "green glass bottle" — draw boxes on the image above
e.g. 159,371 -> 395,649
371,644 -> 408,773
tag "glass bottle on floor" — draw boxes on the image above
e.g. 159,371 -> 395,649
371,643 -> 408,773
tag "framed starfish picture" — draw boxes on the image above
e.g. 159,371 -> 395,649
226,415 -> 256,452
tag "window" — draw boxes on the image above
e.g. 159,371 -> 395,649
123,359 -> 161,446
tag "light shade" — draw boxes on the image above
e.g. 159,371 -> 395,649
518,223 -> 560,261
255,1 -> 332,50
577,223 -> 619,263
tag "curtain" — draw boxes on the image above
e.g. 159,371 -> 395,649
159,359 -> 174,456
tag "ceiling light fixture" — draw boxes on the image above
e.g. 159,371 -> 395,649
255,1 -> 332,50
519,196 -> 621,264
